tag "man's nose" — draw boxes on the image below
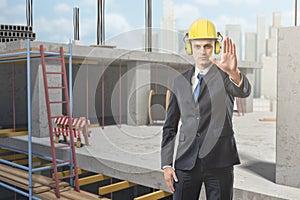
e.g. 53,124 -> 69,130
199,47 -> 206,54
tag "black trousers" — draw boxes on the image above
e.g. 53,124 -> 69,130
173,159 -> 234,200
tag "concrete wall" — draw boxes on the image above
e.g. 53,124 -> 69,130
261,56 -> 277,101
277,26 -> 300,188
0,63 -> 27,128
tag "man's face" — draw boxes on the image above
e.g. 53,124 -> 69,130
191,39 -> 214,69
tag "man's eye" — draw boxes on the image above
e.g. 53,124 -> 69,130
204,45 -> 212,49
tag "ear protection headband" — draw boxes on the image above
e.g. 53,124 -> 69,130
184,32 -> 223,55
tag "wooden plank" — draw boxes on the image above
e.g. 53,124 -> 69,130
134,190 -> 171,200
0,131 -> 28,138
0,175 -> 29,191
0,171 -> 42,188
0,175 -> 49,195
35,190 -> 71,200
259,118 -> 276,122
0,153 -> 27,161
33,186 -> 52,194
98,181 -> 137,195
61,189 -> 102,200
78,174 -> 110,186
0,163 -> 60,186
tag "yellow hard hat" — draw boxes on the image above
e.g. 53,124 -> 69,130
188,19 -> 218,40
185,19 -> 221,55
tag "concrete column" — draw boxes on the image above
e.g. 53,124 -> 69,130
239,68 -> 254,113
127,61 -> 151,125
31,61 -> 62,137
276,26 -> 300,188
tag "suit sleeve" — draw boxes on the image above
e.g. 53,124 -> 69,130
161,83 -> 180,169
225,73 -> 251,98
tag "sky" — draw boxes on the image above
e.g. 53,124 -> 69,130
0,0 -> 297,47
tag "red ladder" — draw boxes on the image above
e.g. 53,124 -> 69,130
40,44 -> 80,198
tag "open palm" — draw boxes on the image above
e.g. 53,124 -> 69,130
210,37 -> 241,84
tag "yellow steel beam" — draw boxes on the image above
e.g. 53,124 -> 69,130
13,157 -> 44,165
0,149 -> 11,154
33,162 -> 53,169
0,131 -> 28,138
0,128 -> 27,133
98,181 -> 137,195
0,153 -> 27,161
134,190 -> 171,200
54,168 -> 89,179
78,174 -> 110,186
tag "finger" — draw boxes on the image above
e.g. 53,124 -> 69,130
222,37 -> 227,54
233,43 -> 236,56
172,171 -> 178,182
228,38 -> 232,54
167,179 -> 175,193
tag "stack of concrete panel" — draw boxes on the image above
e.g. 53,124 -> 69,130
0,24 -> 36,43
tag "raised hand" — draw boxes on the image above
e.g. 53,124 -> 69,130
210,36 -> 241,84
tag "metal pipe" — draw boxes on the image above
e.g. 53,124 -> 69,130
0,144 -> 64,163
0,182 -> 41,200
26,38 -> 33,200
68,41 -> 74,188
0,159 -> 29,171
295,0 -> 298,26
97,0 -> 105,45
69,42 -> 73,118
73,7 -> 80,40
26,0 -> 33,28
32,162 -> 71,172
145,0 -> 152,52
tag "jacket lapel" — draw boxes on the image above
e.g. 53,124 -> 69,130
198,65 -> 219,99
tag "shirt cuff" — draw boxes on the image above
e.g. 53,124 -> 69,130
162,165 -> 174,170
230,74 -> 243,87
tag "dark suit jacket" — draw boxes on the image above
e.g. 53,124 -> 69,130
161,65 -> 251,171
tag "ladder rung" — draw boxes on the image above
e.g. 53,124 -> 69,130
60,174 -> 75,180
46,72 -> 63,75
51,115 -> 69,119
57,160 -> 73,164
45,57 -> 61,61
48,86 -> 65,89
50,101 -> 67,104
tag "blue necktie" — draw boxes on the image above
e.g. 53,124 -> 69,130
194,73 -> 203,102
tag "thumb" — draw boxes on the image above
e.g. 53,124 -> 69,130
172,171 -> 178,182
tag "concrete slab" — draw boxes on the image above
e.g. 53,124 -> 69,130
1,111 -> 300,199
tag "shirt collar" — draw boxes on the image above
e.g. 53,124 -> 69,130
195,63 -> 213,76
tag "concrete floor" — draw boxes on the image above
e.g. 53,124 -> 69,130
1,111 -> 300,199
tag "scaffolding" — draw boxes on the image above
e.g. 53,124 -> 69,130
0,39 -> 74,200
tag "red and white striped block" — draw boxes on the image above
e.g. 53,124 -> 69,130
53,116 -> 90,139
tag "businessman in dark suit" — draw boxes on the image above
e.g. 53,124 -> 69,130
161,19 -> 251,200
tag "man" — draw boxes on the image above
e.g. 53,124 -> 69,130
161,19 -> 251,200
